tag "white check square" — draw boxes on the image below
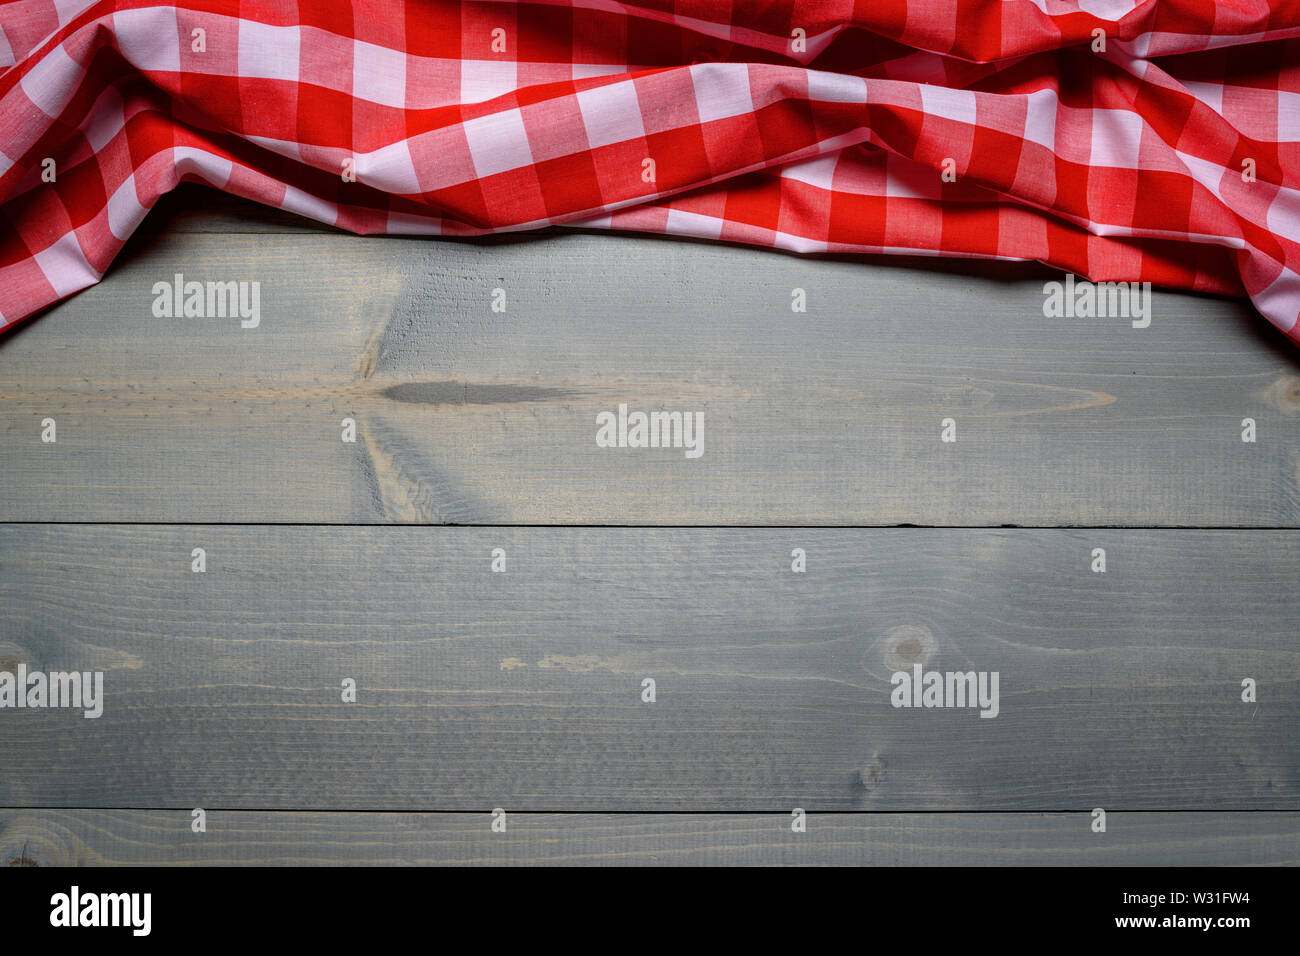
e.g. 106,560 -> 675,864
919,85 -> 977,126
576,81 -> 645,148
353,40 -> 406,108
690,63 -> 753,123
238,19 -> 300,82
462,108 -> 535,178
1089,108 -> 1145,169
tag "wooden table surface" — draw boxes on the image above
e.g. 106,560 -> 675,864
1,185 -> 1296,865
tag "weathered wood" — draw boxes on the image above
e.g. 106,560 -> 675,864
0,526 -> 1294,810
2,809 -> 1293,866
1,225 -> 1297,525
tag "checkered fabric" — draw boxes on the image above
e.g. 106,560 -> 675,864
2,1 -> 1300,342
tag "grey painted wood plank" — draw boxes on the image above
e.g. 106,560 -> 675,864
1,526 -> 1295,810
1,229 -> 1297,525
2,809 -> 1293,866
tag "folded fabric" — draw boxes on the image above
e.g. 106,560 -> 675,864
2,0 -> 1299,344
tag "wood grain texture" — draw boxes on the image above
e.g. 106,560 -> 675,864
1,222 -> 1298,524
2,809 -> 1293,866
1,526 -> 1294,810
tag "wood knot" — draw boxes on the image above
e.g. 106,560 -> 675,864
858,757 -> 886,794
882,625 -> 936,672
1268,375 -> 1300,414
